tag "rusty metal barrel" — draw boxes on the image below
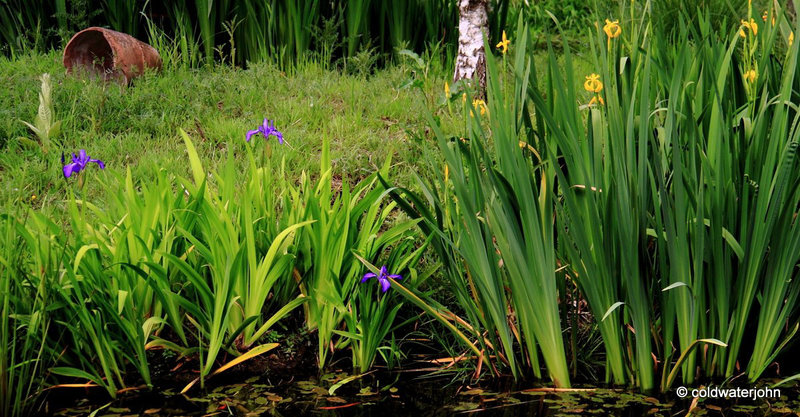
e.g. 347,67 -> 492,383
63,27 -> 162,83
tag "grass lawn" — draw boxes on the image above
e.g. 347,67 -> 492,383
0,51 -> 593,215
0,52 -> 437,214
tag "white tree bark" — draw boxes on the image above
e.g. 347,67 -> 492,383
453,0 -> 488,97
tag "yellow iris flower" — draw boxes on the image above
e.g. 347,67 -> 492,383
603,19 -> 622,39
584,74 -> 604,106
496,31 -> 510,54
739,18 -> 758,37
584,73 -> 603,93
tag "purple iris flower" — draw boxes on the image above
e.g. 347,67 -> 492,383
361,265 -> 402,293
61,150 -> 105,178
246,118 -> 284,144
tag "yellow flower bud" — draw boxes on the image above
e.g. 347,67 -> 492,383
588,95 -> 605,106
583,73 -> 603,93
472,99 -> 488,115
744,69 -> 757,83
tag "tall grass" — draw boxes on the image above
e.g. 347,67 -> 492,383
650,0 -> 756,36
386,18 -> 572,386
387,1 -> 800,390
0,0 -> 49,57
0,0 -> 462,67
532,0 -> 800,390
1,125 -> 425,410
531,7 -> 658,389
294,136 -> 428,371
101,0 -> 142,37
0,212 -> 60,417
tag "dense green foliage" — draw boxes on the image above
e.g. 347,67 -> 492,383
2,0 -> 800,415
651,0 -> 771,35
0,0 -> 626,69
0,0 -> 467,67
0,133 -> 427,415
387,0 -> 800,390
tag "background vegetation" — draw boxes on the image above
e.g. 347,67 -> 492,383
0,0 -> 642,68
1,0 -> 462,67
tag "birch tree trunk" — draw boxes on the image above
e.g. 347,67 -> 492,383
453,0 -> 489,97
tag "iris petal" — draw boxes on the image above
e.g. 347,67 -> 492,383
246,129 -> 260,142
63,162 -> 79,178
379,277 -> 391,293
90,158 -> 106,169
361,272 -> 376,282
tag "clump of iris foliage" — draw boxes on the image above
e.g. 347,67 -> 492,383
386,0 -> 800,391
1,127 -> 429,415
3,0 -> 800,416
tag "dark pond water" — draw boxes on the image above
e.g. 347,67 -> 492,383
47,372 -> 799,416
